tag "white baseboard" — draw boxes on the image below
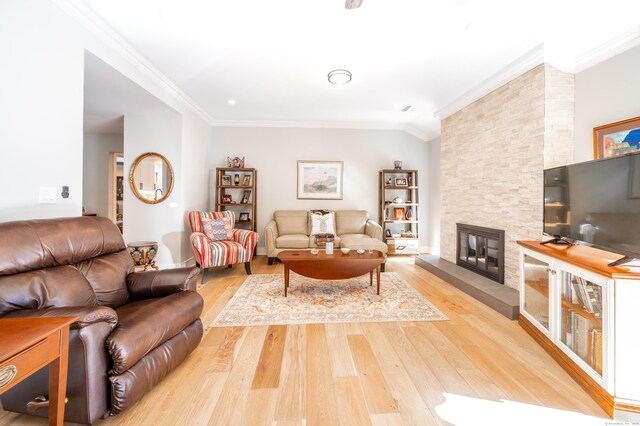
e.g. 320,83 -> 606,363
256,246 -> 267,256
156,257 -> 197,270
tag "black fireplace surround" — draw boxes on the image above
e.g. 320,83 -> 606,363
456,223 -> 505,284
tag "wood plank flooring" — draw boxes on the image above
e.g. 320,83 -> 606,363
0,256 -> 609,425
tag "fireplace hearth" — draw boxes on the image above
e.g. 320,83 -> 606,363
456,223 -> 505,284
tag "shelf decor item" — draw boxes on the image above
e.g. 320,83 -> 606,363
242,175 -> 251,186
222,175 -> 232,186
394,160 -> 402,170
234,174 -> 240,185
240,190 -> 251,204
395,177 -> 407,186
394,208 -> 405,221
593,116 -> 640,159
222,194 -> 232,203
297,160 -> 343,200
227,156 -> 245,168
239,212 -> 250,222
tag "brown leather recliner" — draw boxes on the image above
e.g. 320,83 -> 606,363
0,217 -> 204,424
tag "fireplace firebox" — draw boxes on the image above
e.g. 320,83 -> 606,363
456,223 -> 505,284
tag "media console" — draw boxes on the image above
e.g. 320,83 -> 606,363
518,240 -> 640,421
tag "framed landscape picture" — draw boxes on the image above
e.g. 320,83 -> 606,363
593,116 -> 640,159
297,161 -> 343,200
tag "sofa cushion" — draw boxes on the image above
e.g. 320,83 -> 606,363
274,211 -> 308,235
107,291 -> 203,375
335,211 -> 369,235
202,218 -> 229,241
340,234 -> 388,254
276,234 -> 309,249
309,211 -> 336,235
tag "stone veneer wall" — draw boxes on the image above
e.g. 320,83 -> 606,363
440,64 -> 574,290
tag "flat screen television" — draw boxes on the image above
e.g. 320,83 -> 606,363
543,151 -> 640,265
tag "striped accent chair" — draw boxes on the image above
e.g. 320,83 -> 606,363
188,211 -> 259,284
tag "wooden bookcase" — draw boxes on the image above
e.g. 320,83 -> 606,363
379,169 -> 419,255
518,240 -> 640,420
212,168 -> 257,231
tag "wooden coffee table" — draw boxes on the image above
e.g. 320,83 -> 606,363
277,250 -> 385,296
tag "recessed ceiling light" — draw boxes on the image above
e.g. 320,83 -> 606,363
227,99 -> 236,105
394,104 -> 412,112
328,69 -> 352,85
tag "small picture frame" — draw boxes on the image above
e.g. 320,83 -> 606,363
385,229 -> 392,238
222,194 -> 232,203
394,207 -> 405,221
239,212 -> 250,222
221,175 -> 232,186
242,175 -> 251,186
240,189 -> 251,204
395,177 -> 408,186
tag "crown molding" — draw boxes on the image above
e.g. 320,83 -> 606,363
434,44 -> 544,120
52,0 -> 216,125
211,119 -> 430,141
572,25 -> 640,73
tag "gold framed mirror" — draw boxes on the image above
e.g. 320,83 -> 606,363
129,152 -> 174,204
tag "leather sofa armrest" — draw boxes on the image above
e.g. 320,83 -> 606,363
265,220 -> 279,256
365,219 -> 383,241
127,267 -> 200,300
3,306 -> 118,330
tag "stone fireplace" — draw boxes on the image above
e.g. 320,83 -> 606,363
456,223 -> 505,284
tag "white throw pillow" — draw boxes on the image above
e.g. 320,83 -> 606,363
309,211 -> 336,235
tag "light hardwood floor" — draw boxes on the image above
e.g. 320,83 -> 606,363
1,256 -> 609,425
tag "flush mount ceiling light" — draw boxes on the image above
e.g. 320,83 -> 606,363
327,69 -> 352,85
227,99 -> 236,105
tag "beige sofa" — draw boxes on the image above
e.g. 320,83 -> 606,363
265,210 -> 388,269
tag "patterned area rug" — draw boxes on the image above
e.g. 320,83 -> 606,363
211,272 -> 448,327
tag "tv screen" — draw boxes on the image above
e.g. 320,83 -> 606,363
544,152 -> 640,260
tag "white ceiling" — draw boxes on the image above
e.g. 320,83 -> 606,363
83,0 -> 640,140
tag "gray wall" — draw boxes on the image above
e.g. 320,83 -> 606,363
575,44 -> 640,162
210,127 -> 432,254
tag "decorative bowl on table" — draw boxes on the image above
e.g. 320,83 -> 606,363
127,241 -> 159,271
356,248 -> 365,255
310,248 -> 319,255
340,248 -> 351,254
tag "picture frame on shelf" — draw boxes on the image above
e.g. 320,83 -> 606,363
395,177 -> 407,186
385,229 -> 392,238
394,208 -> 405,221
242,175 -> 251,186
240,190 -> 251,204
297,160 -> 343,200
593,116 -> 640,159
222,194 -> 232,203
239,212 -> 250,222
221,175 -> 232,186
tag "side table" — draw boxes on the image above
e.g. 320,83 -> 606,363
0,316 -> 77,426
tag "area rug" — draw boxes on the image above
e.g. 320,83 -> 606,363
211,272 -> 448,327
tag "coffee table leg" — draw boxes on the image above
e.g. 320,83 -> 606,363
376,265 -> 381,295
370,270 -> 373,286
284,265 -> 289,297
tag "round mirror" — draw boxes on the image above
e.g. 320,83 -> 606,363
129,152 -> 174,204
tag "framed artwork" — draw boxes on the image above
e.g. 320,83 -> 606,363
221,175 -> 232,186
593,116 -> 640,159
297,161 -> 343,200
394,207 -> 405,221
385,229 -> 392,238
241,175 -> 251,186
239,212 -> 250,222
395,177 -> 408,186
222,194 -> 232,203
240,190 -> 251,204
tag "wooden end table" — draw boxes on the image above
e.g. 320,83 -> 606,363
277,250 -> 385,296
0,316 -> 77,426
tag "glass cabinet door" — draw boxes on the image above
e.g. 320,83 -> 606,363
522,254 -> 551,330
559,271 -> 603,375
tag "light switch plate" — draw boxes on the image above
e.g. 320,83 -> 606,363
39,187 -> 57,203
